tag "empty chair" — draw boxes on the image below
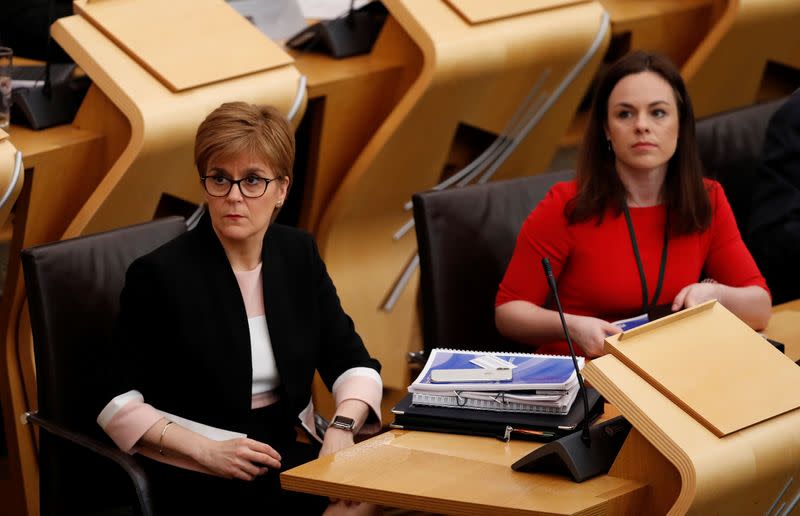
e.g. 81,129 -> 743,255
412,170 -> 574,357
21,216 -> 188,515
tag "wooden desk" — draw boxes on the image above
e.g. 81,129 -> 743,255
766,299 -> 800,362
284,301 -> 800,514
282,426 -> 647,515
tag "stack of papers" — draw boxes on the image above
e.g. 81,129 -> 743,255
408,348 -> 583,415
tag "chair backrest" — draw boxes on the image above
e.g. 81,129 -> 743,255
696,97 -> 787,235
21,216 -> 187,512
412,170 -> 574,355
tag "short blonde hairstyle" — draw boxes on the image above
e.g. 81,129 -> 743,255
194,102 -> 295,181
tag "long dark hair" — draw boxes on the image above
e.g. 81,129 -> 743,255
567,51 -> 711,234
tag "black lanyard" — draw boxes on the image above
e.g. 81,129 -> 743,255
622,205 -> 669,314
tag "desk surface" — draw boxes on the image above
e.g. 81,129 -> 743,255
282,407 -> 647,516
7,124 -> 100,167
767,299 -> 800,362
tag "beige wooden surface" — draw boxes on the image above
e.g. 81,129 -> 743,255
74,0 -> 293,92
606,300 -> 800,437
52,11 -> 303,238
445,0 -> 590,24
316,0 -> 610,391
600,0 -> 715,67
766,298 -> 800,363
282,428 -> 646,515
290,47 -> 410,233
584,354 -> 800,515
683,0 -> 800,118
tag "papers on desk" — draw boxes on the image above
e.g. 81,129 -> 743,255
408,348 -> 583,415
612,313 -> 650,332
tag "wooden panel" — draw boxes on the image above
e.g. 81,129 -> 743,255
606,301 -> 800,437
683,0 -> 800,117
766,299 -> 800,363
75,0 -> 293,92
51,13 -> 302,237
316,0 -> 610,390
608,428 -> 681,514
445,0 -> 589,24
282,429 -> 646,515
584,355 -> 800,514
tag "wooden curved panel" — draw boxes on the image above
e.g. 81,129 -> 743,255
585,355 -> 800,514
316,0 -> 610,389
52,13 -> 304,238
683,0 -> 800,117
0,132 -> 24,228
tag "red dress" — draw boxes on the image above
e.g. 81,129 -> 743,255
496,179 -> 769,356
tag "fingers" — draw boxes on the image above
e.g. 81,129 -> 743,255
672,285 -> 690,311
235,459 -> 264,480
245,438 -> 282,462
603,322 -> 622,335
243,449 -> 281,469
225,439 -> 282,480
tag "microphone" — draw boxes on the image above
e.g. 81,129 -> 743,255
511,257 -> 632,482
542,257 -> 591,445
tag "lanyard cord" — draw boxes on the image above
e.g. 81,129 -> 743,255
622,205 -> 670,314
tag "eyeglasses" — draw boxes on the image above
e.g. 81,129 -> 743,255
200,175 -> 278,198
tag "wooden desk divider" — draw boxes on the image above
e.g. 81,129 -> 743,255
584,300 -> 800,514
74,0 -> 293,92
55,0 -> 304,237
444,0 -> 590,24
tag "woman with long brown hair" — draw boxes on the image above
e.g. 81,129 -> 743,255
495,51 -> 771,358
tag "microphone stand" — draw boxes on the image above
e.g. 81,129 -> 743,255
510,258 -> 632,482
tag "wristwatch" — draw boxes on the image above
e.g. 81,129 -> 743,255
330,415 -> 356,432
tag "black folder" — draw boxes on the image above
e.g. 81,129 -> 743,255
390,389 -> 603,442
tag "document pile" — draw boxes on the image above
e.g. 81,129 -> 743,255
391,348 -> 601,441
408,348 -> 582,414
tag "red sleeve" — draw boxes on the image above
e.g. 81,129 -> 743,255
496,182 -> 575,307
703,181 -> 770,294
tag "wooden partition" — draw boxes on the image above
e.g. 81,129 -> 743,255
316,0 -> 610,391
683,0 -> 800,117
585,301 -> 800,514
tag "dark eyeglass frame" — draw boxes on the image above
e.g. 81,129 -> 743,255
200,175 -> 279,198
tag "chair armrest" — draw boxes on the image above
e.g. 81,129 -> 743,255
26,411 -> 154,516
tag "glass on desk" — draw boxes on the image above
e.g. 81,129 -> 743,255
0,47 -> 12,129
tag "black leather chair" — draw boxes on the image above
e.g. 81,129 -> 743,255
21,216 -> 188,516
412,170 -> 574,356
695,97 -> 787,238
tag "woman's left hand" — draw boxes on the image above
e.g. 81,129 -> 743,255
672,282 -> 721,311
319,427 -> 355,458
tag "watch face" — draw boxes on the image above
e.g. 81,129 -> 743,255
331,416 -> 355,431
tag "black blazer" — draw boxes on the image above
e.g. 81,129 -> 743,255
113,214 -> 381,432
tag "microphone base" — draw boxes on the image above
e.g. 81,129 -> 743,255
11,77 -> 89,130
511,416 -> 632,483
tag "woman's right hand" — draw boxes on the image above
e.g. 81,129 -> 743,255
566,315 -> 621,358
193,437 -> 282,481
